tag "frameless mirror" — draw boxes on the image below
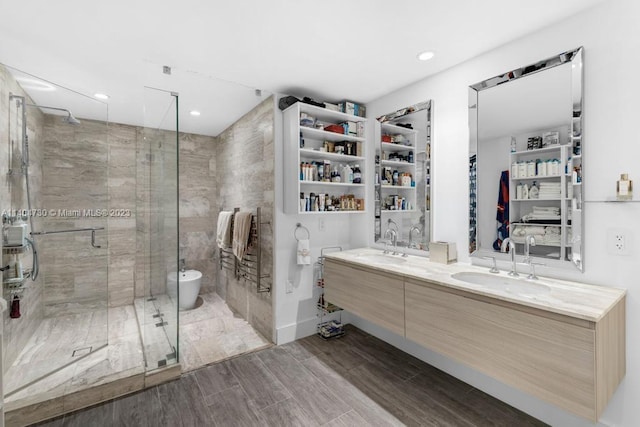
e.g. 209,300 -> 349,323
469,47 -> 584,271
374,100 -> 432,251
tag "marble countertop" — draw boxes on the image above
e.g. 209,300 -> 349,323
324,248 -> 626,322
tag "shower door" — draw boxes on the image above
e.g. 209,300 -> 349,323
136,87 -> 179,370
2,64 -> 109,398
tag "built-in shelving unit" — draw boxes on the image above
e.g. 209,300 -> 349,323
509,137 -> 581,261
377,123 -> 417,213
283,102 -> 367,215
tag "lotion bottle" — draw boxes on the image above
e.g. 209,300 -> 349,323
617,173 -> 633,201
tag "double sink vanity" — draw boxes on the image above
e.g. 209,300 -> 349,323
323,248 -> 626,422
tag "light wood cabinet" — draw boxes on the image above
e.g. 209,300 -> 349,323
405,279 -> 624,422
324,259 -> 404,336
322,257 -> 625,422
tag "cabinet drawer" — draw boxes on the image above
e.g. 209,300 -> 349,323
324,259 -> 404,336
405,280 -> 596,420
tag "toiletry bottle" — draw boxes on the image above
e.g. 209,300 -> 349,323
522,183 -> 529,200
617,173 -> 632,200
518,161 -> 526,178
510,136 -> 517,153
516,183 -> 523,200
300,193 -> 305,212
353,164 -> 362,183
408,150 -> 414,163
530,181 -> 539,199
392,170 -> 399,186
527,161 -> 536,177
511,162 -> 518,179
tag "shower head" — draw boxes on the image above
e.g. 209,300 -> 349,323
24,103 -> 81,125
63,112 -> 81,125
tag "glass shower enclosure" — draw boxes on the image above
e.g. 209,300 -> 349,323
135,87 -> 180,370
2,64 -> 109,398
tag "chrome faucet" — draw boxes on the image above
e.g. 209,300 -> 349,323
500,238 -> 518,276
408,225 -> 422,249
523,234 -> 536,264
179,258 -> 186,272
383,228 -> 398,255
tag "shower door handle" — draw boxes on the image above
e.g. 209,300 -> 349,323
91,230 -> 101,249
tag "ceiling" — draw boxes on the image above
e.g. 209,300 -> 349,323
0,0 -> 607,136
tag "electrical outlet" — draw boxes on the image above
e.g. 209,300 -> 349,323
318,218 -> 325,232
607,228 -> 631,255
285,279 -> 293,294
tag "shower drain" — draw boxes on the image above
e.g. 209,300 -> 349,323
72,346 -> 93,357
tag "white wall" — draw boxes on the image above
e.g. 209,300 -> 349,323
357,0 -> 639,426
272,98 -> 367,344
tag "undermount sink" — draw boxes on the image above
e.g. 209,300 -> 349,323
355,253 -> 407,265
451,272 -> 551,296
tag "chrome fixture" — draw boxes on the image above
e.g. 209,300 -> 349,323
408,225 -> 422,249
482,256 -> 499,273
500,238 -> 518,277
527,261 -> 545,280
179,258 -> 186,272
383,228 -> 398,255
524,235 -> 536,264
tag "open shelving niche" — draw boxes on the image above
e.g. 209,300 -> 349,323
508,131 -> 582,261
283,102 -> 367,215
315,247 -> 345,340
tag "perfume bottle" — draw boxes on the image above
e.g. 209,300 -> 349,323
616,173 -> 633,201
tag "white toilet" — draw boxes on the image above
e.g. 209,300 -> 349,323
167,269 -> 202,310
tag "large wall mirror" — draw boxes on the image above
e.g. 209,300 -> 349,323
469,47 -> 584,271
374,100 -> 432,252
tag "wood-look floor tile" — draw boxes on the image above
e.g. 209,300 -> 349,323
302,357 -> 404,427
227,353 -> 290,410
259,397 -> 320,427
157,375 -> 212,426
464,388 -> 549,427
323,409 -> 371,427
59,400 -> 114,427
194,362 -> 239,405
258,346 -> 351,425
347,334 -> 425,381
112,388 -> 165,427
207,385 -> 264,427
345,362 -> 473,427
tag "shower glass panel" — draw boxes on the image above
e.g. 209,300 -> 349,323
137,87 -> 179,370
1,64 -> 109,397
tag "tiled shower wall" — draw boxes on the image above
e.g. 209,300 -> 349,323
178,133 -> 217,294
216,97 -> 274,340
0,64 -> 45,370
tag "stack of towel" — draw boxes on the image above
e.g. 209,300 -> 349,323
216,211 -> 233,248
232,211 -> 253,261
511,224 -> 562,246
520,206 -> 561,223
538,182 -> 562,199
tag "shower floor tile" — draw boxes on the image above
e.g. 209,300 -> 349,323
178,292 -> 271,372
4,305 -> 145,411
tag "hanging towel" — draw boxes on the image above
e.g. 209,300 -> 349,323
493,170 -> 510,251
216,211 -> 233,248
297,239 -> 311,265
232,211 -> 253,261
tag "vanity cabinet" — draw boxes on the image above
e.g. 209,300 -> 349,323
323,259 -> 404,336
283,102 -> 367,215
323,254 -> 625,422
405,280 -> 624,421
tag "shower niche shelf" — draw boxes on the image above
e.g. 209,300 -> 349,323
2,245 -> 28,255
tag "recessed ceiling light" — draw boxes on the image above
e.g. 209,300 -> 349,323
190,110 -> 201,116
417,51 -> 435,61
94,93 -> 110,100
